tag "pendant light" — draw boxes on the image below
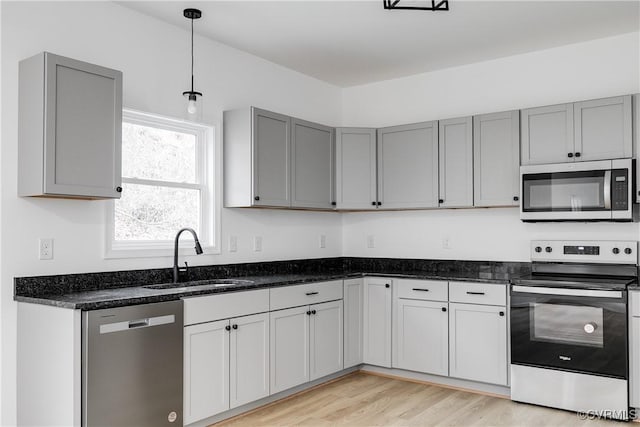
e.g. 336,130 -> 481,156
183,8 -> 202,116
383,0 -> 449,10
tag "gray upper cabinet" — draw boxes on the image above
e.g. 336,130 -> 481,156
521,103 -> 574,165
438,117 -> 473,208
291,119 -> 334,209
377,122 -> 439,209
224,107 -> 291,208
335,128 -> 377,210
473,111 -> 520,207
574,95 -> 632,162
253,109 -> 291,207
522,96 -> 632,166
18,52 -> 122,199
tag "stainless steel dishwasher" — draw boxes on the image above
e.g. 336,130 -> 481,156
82,300 -> 183,426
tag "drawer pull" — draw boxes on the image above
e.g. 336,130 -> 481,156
466,291 -> 485,295
412,288 -> 430,292
305,291 -> 319,296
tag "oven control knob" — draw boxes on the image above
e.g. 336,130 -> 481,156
534,246 -> 542,253
613,247 -> 620,254
625,248 -> 633,255
584,322 -> 597,334
545,246 -> 552,253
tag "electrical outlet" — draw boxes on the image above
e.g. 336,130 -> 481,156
228,236 -> 238,253
39,238 -> 53,260
253,236 -> 262,252
319,234 -> 326,249
442,237 -> 451,250
367,235 -> 375,249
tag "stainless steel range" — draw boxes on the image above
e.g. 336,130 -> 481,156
510,240 -> 638,420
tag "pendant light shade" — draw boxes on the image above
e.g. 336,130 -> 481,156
183,8 -> 202,117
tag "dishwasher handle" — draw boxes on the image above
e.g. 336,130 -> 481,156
99,314 -> 176,334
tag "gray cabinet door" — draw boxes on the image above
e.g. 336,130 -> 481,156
291,119 -> 334,209
449,303 -> 508,386
269,306 -> 310,393
521,103 -> 574,165
19,52 -> 122,198
574,95 -> 632,162
394,299 -> 448,376
252,108 -> 291,207
343,279 -> 364,368
439,117 -> 473,207
473,111 -> 520,207
335,128 -> 377,210
377,122 -> 439,209
363,278 -> 392,367
309,300 -> 343,381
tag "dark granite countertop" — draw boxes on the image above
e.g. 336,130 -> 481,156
14,257 -> 528,310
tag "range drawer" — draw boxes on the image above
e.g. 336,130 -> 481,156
270,280 -> 343,311
183,289 -> 269,325
395,279 -> 447,302
449,281 -> 506,306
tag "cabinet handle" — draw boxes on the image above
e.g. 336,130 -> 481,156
232,324 -> 238,329
412,288 -> 430,292
306,291 -> 319,296
442,307 -> 447,312
371,201 -> 377,206
438,199 -> 444,204
377,202 -> 382,206
567,153 -> 574,158
225,325 -> 231,331
466,291 -> 485,295
499,311 -> 505,317
254,196 -> 260,201
575,152 -> 581,158
311,310 -> 317,315
306,310 -> 311,316
513,196 -> 519,202
116,186 -> 123,193
331,202 -> 336,206
385,284 -> 390,288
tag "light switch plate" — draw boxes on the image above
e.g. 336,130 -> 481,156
228,235 -> 238,252
319,234 -> 326,249
253,236 -> 262,252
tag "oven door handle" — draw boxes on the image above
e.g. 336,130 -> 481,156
511,285 -> 623,299
603,170 -> 612,210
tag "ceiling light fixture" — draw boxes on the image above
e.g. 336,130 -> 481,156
383,0 -> 449,11
182,8 -> 203,116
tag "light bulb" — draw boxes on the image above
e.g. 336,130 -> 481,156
187,99 -> 197,115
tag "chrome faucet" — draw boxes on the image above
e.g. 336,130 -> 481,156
173,228 -> 203,283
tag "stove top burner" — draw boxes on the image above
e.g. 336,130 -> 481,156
512,273 -> 636,291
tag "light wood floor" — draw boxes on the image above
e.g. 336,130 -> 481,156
215,372 -> 622,426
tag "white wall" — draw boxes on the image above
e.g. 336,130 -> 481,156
0,2 -> 343,425
341,32 -> 640,261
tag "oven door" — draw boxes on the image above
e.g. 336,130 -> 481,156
520,160 -> 613,221
510,285 -> 627,379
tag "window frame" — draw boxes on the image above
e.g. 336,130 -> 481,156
105,109 -> 220,259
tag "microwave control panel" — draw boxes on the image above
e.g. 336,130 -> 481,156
611,169 -> 628,211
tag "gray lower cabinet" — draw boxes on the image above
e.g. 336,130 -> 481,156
291,119 -> 334,209
473,111 -> 520,207
629,291 -> 640,408
18,52 -> 122,199
335,128 -> 378,210
635,94 -> 640,203
394,298 -> 448,375
438,117 -> 473,207
448,302 -> 508,386
309,300 -> 343,380
377,122 -> 439,209
363,278 -> 392,367
270,306 -> 310,394
521,103 -> 574,165
574,95 -> 632,162
344,279 -> 364,368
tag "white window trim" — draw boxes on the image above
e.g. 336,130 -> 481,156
105,108 -> 221,259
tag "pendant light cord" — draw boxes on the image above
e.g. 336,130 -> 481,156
190,17 -> 194,92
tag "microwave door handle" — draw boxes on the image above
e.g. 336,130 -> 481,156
604,170 -> 611,209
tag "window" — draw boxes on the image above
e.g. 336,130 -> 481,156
106,110 -> 219,258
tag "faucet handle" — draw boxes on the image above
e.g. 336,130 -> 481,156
179,261 -> 189,273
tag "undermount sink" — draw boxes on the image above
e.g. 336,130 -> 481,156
143,278 -> 254,291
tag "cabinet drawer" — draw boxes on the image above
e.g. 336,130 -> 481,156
183,289 -> 269,326
630,290 -> 640,317
449,282 -> 506,306
270,280 -> 343,311
395,279 -> 447,302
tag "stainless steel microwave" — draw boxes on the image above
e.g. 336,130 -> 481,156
520,159 -> 635,222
